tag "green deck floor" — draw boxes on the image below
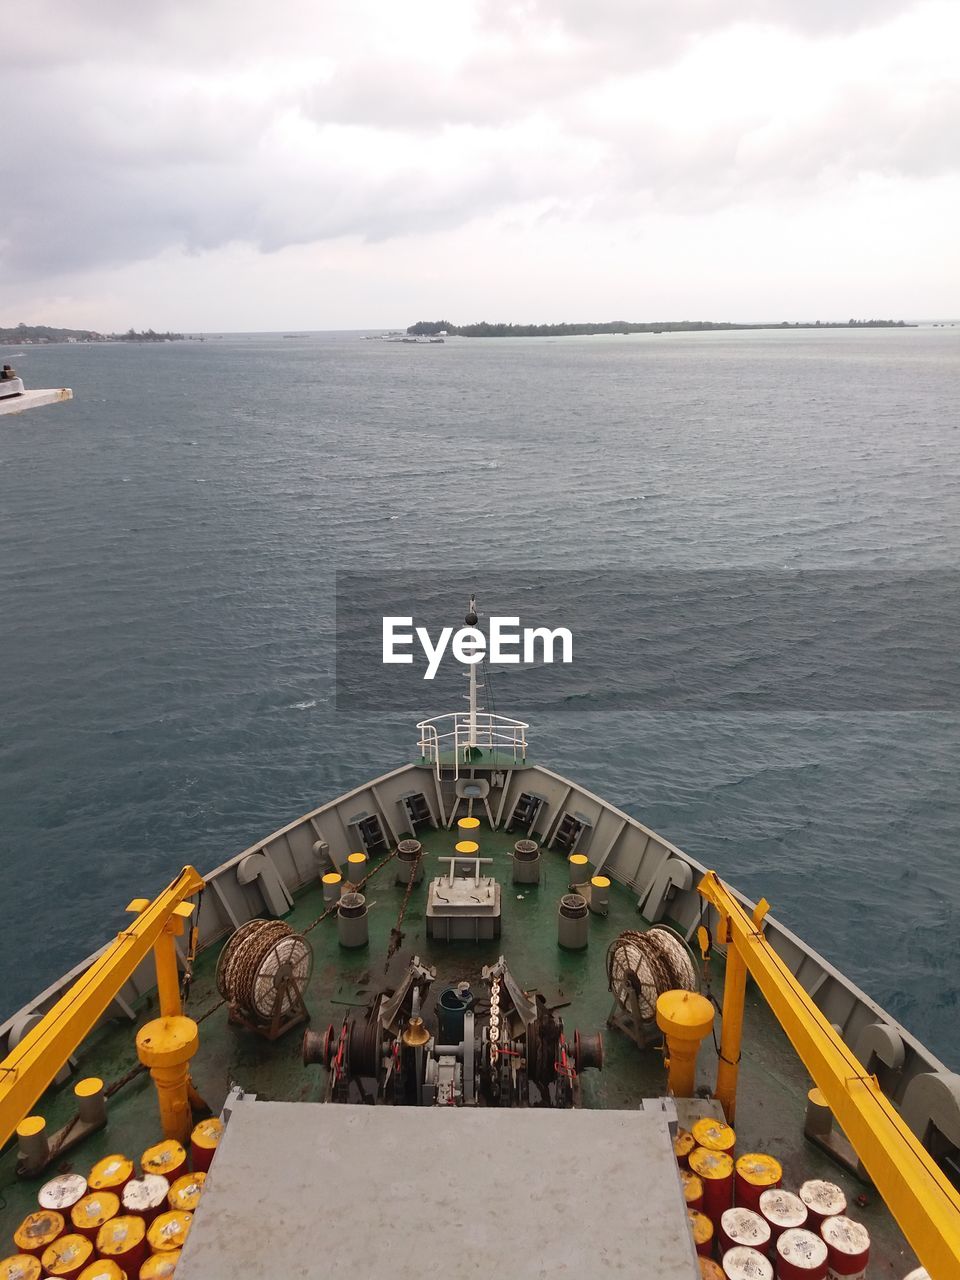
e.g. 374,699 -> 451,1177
0,821 -> 919,1275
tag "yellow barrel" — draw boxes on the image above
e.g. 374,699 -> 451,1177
147,1210 -> 192,1253
40,1233 -> 93,1279
735,1152 -> 782,1210
190,1117 -> 223,1173
168,1172 -> 205,1213
689,1147 -> 735,1225
88,1155 -> 134,1193
567,853 -> 589,884
70,1192 -> 119,1242
698,1260 -> 725,1279
0,1256 -> 41,1280
138,1249 -> 180,1280
13,1211 -> 64,1258
454,841 -> 479,857
692,1116 -> 736,1155
687,1209 -> 714,1258
78,1261 -> 127,1280
681,1168 -> 704,1210
96,1215 -> 147,1274
674,1127 -> 696,1166
139,1249 -> 181,1278
141,1140 -> 186,1181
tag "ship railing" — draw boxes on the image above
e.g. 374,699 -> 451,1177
416,711 -> 529,780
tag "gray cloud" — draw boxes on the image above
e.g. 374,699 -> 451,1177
1,0 -> 952,287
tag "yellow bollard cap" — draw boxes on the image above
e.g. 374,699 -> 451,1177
16,1115 -> 46,1139
569,853 -> 589,866
457,817 -> 480,830
455,841 -> 479,855
591,875 -> 611,888
74,1077 -> 103,1099
136,1016 -> 199,1069
656,990 -> 715,1040
347,852 -> 367,864
322,872 -> 342,884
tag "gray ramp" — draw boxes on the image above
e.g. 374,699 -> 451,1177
177,1099 -> 699,1279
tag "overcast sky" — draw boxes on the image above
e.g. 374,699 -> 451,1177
3,0 -> 958,330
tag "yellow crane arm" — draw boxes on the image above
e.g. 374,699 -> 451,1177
0,865 -> 204,1150
698,869 -> 960,1280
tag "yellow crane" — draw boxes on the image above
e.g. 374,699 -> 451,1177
0,866 -> 204,1151
699,869 -> 960,1280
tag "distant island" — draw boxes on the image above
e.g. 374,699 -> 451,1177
0,323 -> 184,344
407,318 -> 912,337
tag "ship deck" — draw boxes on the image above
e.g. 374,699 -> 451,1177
0,821 -> 920,1275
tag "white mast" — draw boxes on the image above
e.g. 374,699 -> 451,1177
465,594 -> 479,752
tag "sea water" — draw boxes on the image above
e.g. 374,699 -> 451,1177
1,327 -> 958,1061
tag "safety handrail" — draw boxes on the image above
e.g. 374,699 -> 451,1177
698,869 -> 960,1280
0,865 -> 204,1150
416,711 -> 529,780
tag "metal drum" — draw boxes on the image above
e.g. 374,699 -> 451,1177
798,1180 -> 846,1231
734,1153 -> 781,1210
88,1156 -> 134,1195
759,1187 -> 807,1244
168,1172 -> 205,1213
122,1176 -> 170,1223
688,1209 -> 715,1258
674,1127 -> 696,1167
775,1228 -> 829,1280
146,1210 -> 193,1255
13,1212 -> 64,1259
78,1261 -> 126,1280
138,1248 -> 182,1278
718,1207 -> 771,1257
38,1175 -> 87,1215
190,1117 -> 223,1173
95,1215 -> 147,1275
70,1192 -> 119,1242
721,1246 -> 774,1279
141,1140 -> 186,1183
0,1257 -> 41,1280
693,1117 -> 736,1157
689,1147 -> 735,1226
820,1216 -> 870,1279
39,1234 -> 93,1280
681,1169 -> 704,1211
